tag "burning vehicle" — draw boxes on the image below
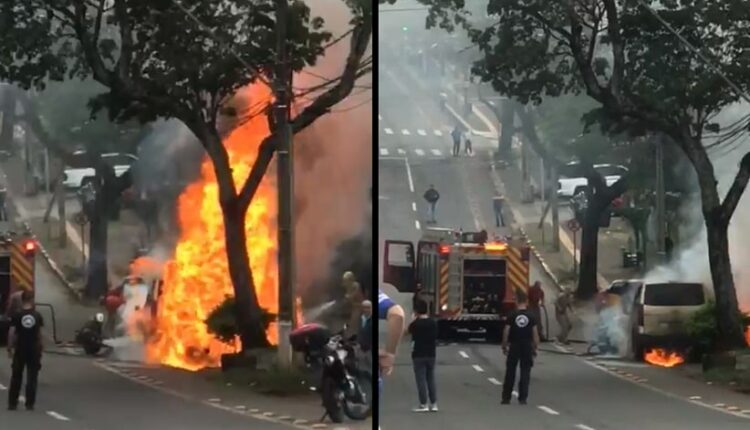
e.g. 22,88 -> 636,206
592,280 -> 709,366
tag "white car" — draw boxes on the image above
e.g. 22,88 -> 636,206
557,163 -> 628,198
63,152 -> 138,189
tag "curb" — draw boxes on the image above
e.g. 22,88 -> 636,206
97,361 -> 363,430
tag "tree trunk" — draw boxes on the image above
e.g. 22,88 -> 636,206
576,201 -> 602,300
221,202 -> 271,349
705,212 -> 746,349
550,164 -> 560,252
0,86 -> 16,152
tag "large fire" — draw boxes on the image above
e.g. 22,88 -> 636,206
144,84 -> 279,371
644,348 -> 685,368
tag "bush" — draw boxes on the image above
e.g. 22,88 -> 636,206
687,301 -> 718,354
205,296 -> 276,345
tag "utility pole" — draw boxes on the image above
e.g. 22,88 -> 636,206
550,164 -> 560,252
655,135 -> 666,263
275,0 -> 294,368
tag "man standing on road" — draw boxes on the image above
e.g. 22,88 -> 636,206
555,288 -> 575,345
451,126 -> 462,157
493,194 -> 506,227
501,291 -> 539,405
528,281 -> 546,341
408,298 -> 438,412
423,185 -> 440,224
6,290 -> 43,411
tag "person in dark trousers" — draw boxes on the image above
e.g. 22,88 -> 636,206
6,290 -> 44,411
464,137 -> 473,156
408,298 -> 438,412
664,235 -> 674,262
493,194 -> 506,227
424,185 -> 440,224
527,281 -> 546,341
451,126 -> 462,156
501,291 -> 539,405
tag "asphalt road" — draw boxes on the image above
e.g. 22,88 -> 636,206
376,44 -> 750,430
0,230 -> 296,430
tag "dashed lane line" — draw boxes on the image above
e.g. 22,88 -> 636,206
401,129 -> 410,136
415,149 -> 425,156
46,411 -> 71,421
380,148 -> 389,156
0,383 -> 6,390
537,406 -> 560,416
417,129 -> 427,136
472,364 -> 484,373
411,202 -> 417,211
488,377 -> 502,385
434,130 -> 443,136
384,128 -> 393,135
576,425 -> 596,430
415,220 -> 421,230
430,149 -> 442,156
397,148 -> 406,155
458,351 -> 469,358
404,158 -> 415,193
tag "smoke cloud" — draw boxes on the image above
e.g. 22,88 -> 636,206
644,102 -> 750,312
292,0 -> 372,298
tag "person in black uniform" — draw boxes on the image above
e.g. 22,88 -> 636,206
6,290 -> 44,411
501,290 -> 540,405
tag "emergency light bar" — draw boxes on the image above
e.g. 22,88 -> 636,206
484,243 -> 507,252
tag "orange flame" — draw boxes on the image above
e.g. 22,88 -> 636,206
644,348 -> 685,368
145,84 -> 279,371
745,327 -> 750,347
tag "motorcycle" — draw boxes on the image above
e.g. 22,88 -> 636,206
290,323 -> 372,423
75,312 -> 105,356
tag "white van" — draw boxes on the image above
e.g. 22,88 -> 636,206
631,282 -> 709,359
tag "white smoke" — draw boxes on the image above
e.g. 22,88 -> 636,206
643,102 -> 750,312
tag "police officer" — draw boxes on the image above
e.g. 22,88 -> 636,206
501,290 -> 539,405
6,290 -> 44,411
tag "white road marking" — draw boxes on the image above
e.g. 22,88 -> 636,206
431,149 -> 442,156
417,129 -> 427,136
434,130 -> 443,136
380,148 -> 389,156
397,148 -> 406,155
459,350 -> 469,358
412,202 -> 417,212
415,149 -> 425,156
488,377 -> 502,385
0,383 -> 6,390
538,406 -> 560,415
472,364 -> 484,372
379,114 -> 383,121
415,220 -> 421,230
46,411 -> 71,421
384,128 -> 393,134
576,425 -> 596,430
404,158 -> 414,193
401,129 -> 410,135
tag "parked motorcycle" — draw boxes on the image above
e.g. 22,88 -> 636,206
75,312 -> 105,356
290,323 -> 372,423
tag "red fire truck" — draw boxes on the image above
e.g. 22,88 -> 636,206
383,228 -> 530,341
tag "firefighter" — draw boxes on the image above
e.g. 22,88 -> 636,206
423,185 -> 440,224
501,290 -> 539,405
493,194 -> 506,227
555,288 -> 575,345
528,281 -> 545,341
6,290 -> 43,411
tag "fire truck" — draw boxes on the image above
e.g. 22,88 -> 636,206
383,228 -> 530,340
0,228 -> 37,345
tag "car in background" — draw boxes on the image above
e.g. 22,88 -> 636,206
557,162 -> 628,198
631,282 -> 709,359
63,151 -> 138,189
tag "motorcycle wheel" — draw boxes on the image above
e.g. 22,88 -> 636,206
82,336 -> 102,356
321,376 -> 344,423
343,371 -> 373,421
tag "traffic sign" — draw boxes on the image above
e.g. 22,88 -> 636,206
567,219 -> 580,232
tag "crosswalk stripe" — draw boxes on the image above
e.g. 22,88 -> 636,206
401,129 -> 410,135
431,149 -> 441,156
397,149 -> 406,155
434,130 -> 443,136
384,128 -> 393,135
415,149 -> 425,156
380,148 -> 389,156
417,129 -> 427,136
